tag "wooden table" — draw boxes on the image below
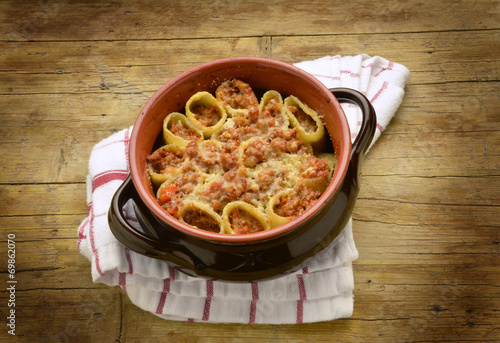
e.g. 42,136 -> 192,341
1,1 -> 498,341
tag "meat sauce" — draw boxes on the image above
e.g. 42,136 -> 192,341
170,119 -> 200,141
215,79 -> 259,113
260,95 -> 285,128
146,147 -> 184,174
191,104 -> 221,126
183,208 -> 220,233
157,166 -> 206,217
229,208 -> 265,234
273,183 -> 323,218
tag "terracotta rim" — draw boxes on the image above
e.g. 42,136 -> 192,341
129,57 -> 351,243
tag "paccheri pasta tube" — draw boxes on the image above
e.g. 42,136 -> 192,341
147,79 -> 335,234
284,95 -> 326,150
147,144 -> 185,187
181,201 -> 224,234
223,201 -> 270,234
163,112 -> 204,147
267,190 -> 295,228
258,90 -> 289,130
215,79 -> 260,118
185,91 -> 227,138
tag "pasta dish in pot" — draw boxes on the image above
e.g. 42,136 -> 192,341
146,79 -> 335,235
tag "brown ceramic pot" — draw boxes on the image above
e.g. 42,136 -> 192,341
108,57 -> 376,281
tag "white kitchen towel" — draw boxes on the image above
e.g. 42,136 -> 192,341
78,55 -> 410,324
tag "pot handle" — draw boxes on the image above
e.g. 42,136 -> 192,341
108,174 -> 208,271
329,88 -> 377,161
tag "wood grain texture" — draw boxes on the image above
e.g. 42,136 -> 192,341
1,0 -> 498,41
0,0 -> 498,342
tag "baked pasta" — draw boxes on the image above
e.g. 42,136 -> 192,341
147,79 -> 335,235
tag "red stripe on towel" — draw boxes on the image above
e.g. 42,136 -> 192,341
77,202 -> 92,250
168,265 -> 176,280
123,128 -> 130,172
156,278 -> 170,315
296,268 -> 308,324
297,276 -> 307,300
92,170 -> 128,191
77,217 -> 88,250
202,280 -> 214,321
94,138 -> 130,151
374,61 -> 394,77
88,167 -> 128,274
370,81 -> 388,104
119,272 -> 127,292
296,300 -> 304,324
88,204 -> 104,276
340,70 -> 360,78
352,121 -> 384,139
124,248 -> 133,274
311,73 -> 341,81
249,281 -> 259,323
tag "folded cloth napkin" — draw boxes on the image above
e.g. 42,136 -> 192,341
78,55 -> 410,324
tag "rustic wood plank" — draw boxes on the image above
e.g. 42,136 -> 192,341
114,243 -> 500,341
271,30 -> 500,85
353,264 -> 500,290
0,214 -> 85,240
1,0 -> 498,42
1,117 -> 496,184
354,198 -> 498,228
353,221 -> 499,264
359,175 -> 500,206
1,31 -> 498,95
0,96 -> 140,184
0,37 -> 264,95
352,264 -> 500,342
364,131 -> 500,178
0,202 -> 495,336
0,184 -> 87,216
0,237 -> 104,290
0,288 -> 121,342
